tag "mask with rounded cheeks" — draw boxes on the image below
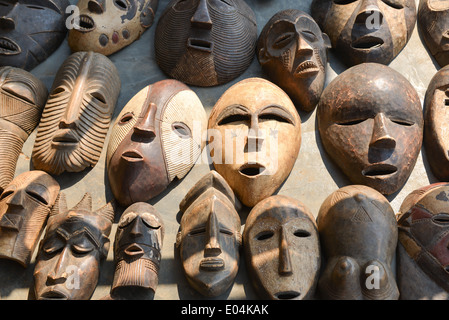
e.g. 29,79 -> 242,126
317,185 -> 399,300
0,67 -> 48,192
243,195 -> 320,300
106,79 -> 207,207
418,0 -> 449,67
311,0 -> 416,66
154,0 -> 257,87
257,9 -> 331,112
317,63 -> 423,196
33,193 -> 114,300
31,51 -> 121,175
207,78 -> 301,208
176,170 -> 242,297
0,0 -> 69,71
0,170 -> 59,267
68,0 -> 158,56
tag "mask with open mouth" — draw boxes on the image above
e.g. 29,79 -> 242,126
0,0 -> 69,71
317,63 -> 423,195
207,77 -> 301,207
68,0 -> 158,56
257,9 -> 331,112
311,0 -> 416,66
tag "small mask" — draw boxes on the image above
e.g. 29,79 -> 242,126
257,9 -> 331,112
243,195 -> 321,300
106,79 -> 207,207
176,170 -> 242,297
154,0 -> 257,87
317,185 -> 399,300
31,51 -> 121,175
0,0 -> 69,71
68,0 -> 159,56
418,0 -> 449,67
0,66 -> 48,193
0,170 -> 59,267
207,77 -> 301,207
311,0 -> 416,66
33,192 -> 114,300
317,63 -> 423,195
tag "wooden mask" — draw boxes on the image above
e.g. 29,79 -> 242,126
257,9 -> 331,112
68,0 -> 159,56
154,0 -> 257,87
0,170 -> 59,267
33,193 -> 114,300
0,66 -> 48,193
311,0 -> 416,66
207,78 -> 301,208
317,63 -> 423,196
31,51 -> 121,175
243,195 -> 321,300
418,0 -> 449,67
176,170 -> 242,297
107,79 -> 207,207
317,185 -> 399,300
0,0 -> 69,71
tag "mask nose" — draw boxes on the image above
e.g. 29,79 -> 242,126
295,34 -> 314,57
369,113 -> 396,150
355,1 -> 383,29
191,0 -> 212,30
133,102 -> 157,138
204,204 -> 222,256
0,17 -> 14,30
279,226 -> 293,276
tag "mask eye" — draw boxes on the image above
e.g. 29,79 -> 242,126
272,33 -> 295,49
336,118 -> 368,126
293,230 -> 311,238
114,0 -> 129,10
172,122 -> 191,138
255,230 -> 274,241
188,227 -> 206,236
0,189 -> 14,201
333,0 -> 358,4
119,112 -> 134,125
382,0 -> 404,9
433,213 -> 449,225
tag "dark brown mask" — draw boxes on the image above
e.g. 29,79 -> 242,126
154,0 -> 257,87
257,9 -> 331,112
317,63 -> 423,195
317,185 -> 399,300
311,0 -> 416,66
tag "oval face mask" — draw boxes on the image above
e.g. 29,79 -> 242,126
311,0 -> 416,66
0,0 -> 69,71
243,195 -> 321,300
317,63 -> 423,196
154,0 -> 257,87
68,0 -> 159,56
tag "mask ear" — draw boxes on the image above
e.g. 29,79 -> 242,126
258,47 -> 271,65
322,32 -> 331,49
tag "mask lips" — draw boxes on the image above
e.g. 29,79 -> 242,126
0,37 -> 20,55
39,288 -> 69,300
274,290 -> 301,300
238,163 -> 266,177
76,15 -> 95,33
362,164 -> 398,178
351,35 -> 385,50
121,150 -> 144,162
293,60 -> 319,78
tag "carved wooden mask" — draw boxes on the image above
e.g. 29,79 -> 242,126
31,51 -> 121,175
0,0 -> 69,71
68,0 -> 159,56
33,193 -> 114,300
257,9 -> 331,112
207,78 -> 301,208
154,0 -> 257,87
317,63 -> 423,195
107,79 -> 207,207
243,195 -> 320,300
311,0 -> 416,66
0,170 -> 59,267
176,171 -> 242,297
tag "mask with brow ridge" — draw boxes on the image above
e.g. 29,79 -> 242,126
31,51 -> 121,175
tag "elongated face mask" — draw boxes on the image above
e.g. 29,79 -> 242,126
257,9 -> 331,112
176,171 -> 241,297
243,195 -> 321,300
0,170 -> 59,267
68,0 -> 159,56
107,79 -> 207,207
154,0 -> 257,87
311,0 -> 416,66
33,193 -> 114,300
31,51 -> 121,175
317,185 -> 399,300
0,0 -> 69,71
317,63 -> 423,195
208,78 -> 301,207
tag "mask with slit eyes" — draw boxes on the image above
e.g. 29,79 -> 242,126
317,185 -> 399,300
31,51 -> 121,175
68,0 -> 159,56
207,77 -> 301,208
317,63 -> 423,196
0,0 -> 69,71
311,0 -> 416,66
